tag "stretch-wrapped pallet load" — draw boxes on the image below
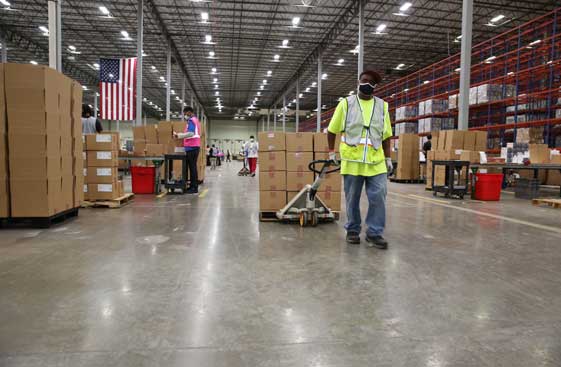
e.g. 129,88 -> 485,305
85,133 -> 121,201
258,132 -> 287,212
395,105 -> 418,121
5,63 -> 82,217
449,94 -> 458,110
395,122 -> 418,136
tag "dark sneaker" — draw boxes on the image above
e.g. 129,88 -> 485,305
251,173 -> 256,177
346,232 -> 360,245
366,235 -> 388,250
186,188 -> 199,194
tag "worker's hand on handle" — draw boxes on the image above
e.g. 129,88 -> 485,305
385,157 -> 393,175
329,150 -> 340,166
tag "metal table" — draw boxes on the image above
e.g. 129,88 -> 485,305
431,160 -> 470,199
470,163 -> 561,197
118,157 -> 164,194
163,153 -> 189,194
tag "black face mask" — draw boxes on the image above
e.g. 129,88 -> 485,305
359,82 -> 376,95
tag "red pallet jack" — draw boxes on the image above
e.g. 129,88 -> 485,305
276,159 -> 340,227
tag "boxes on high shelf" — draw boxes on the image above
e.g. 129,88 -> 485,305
285,132 -> 313,152
396,134 -> 420,180
448,94 -> 458,110
313,132 -> 340,152
258,131 -> 286,151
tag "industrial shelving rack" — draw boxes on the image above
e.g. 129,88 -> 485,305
299,8 -> 561,151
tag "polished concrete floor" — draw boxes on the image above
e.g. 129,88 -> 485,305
1,162 -> 561,366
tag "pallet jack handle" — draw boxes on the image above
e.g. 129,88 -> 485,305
308,159 -> 341,175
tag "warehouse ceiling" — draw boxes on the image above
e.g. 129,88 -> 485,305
0,0 -> 558,121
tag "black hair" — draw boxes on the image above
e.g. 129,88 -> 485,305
82,104 -> 92,118
427,134 -> 432,140
183,106 -> 194,113
250,135 -> 254,139
359,70 -> 382,84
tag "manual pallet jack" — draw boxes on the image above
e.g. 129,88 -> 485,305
276,159 -> 340,227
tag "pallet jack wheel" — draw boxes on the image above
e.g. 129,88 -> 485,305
299,211 -> 308,227
310,211 -> 318,227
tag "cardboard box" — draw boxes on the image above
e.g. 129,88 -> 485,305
258,132 -> 286,151
85,167 -> 118,184
73,136 -> 83,155
474,131 -> 488,151
460,150 -> 480,163
286,171 -> 314,191
61,175 -> 74,210
172,121 -> 186,133
444,130 -> 465,151
435,150 -> 460,160
286,132 -> 313,152
463,131 -> 476,151
88,182 -> 120,201
0,178 -> 9,218
546,170 -> 561,186
118,180 -> 125,197
133,126 -> 146,141
10,178 -> 63,217
259,171 -> 286,191
4,64 -> 61,114
86,151 -> 118,167
317,191 -> 341,211
146,144 -> 164,156
9,157 -> 62,178
144,125 -> 158,144
259,191 -> 287,211
551,155 -> 561,164
73,175 -> 84,207
286,152 -> 313,172
158,121 -> 173,143
61,156 -> 73,176
8,132 -> 61,157
313,133 -> 340,152
437,130 -> 447,151
529,144 -> 550,164
61,135 -> 72,155
134,141 -> 146,156
258,151 -> 286,171
71,117 -> 82,138
6,110 -> 60,133
396,134 -> 420,180
320,172 -> 342,192
73,156 -> 83,176
85,134 -> 118,151
70,81 -> 83,123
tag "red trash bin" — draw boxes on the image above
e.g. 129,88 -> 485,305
474,173 -> 503,201
131,166 -> 155,194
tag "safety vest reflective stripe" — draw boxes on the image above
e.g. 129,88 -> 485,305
341,135 -> 372,146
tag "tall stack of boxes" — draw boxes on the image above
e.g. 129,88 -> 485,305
286,132 -> 314,204
5,64 -> 82,217
396,133 -> 420,180
71,82 -> 84,208
0,65 -> 7,217
84,133 -> 121,201
258,132 -> 287,211
313,132 -> 342,212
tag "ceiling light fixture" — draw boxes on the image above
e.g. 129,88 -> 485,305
121,30 -> 132,40
267,70 -> 272,76
263,79 -> 267,84
399,2 -> 412,12
490,14 -> 505,23
485,55 -> 497,63
273,54 -> 280,62
375,24 -> 387,34
321,73 -> 328,80
454,35 -> 462,43
201,12 -> 209,22
213,78 -> 218,82
30,60 -> 38,65
39,26 -> 49,36
208,51 -> 215,57
305,87 -> 310,92
291,17 -> 301,27
99,5 -> 110,15
395,63 -> 405,70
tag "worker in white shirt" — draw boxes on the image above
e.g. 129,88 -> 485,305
244,136 -> 259,177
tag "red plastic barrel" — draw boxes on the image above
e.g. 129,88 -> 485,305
474,173 -> 503,201
131,166 -> 155,194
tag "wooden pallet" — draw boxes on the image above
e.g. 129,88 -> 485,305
82,193 -> 135,209
259,211 -> 279,222
0,207 -> 79,229
390,178 -> 426,184
532,198 -> 561,209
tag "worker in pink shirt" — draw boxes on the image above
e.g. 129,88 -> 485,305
174,107 -> 201,194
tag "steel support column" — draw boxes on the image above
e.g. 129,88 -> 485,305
317,53 -> 322,132
136,0 -> 144,126
267,109 -> 270,131
282,95 -> 286,132
1,34 -> 7,63
273,105 -> 277,131
295,75 -> 300,132
181,76 -> 185,113
458,0 -> 473,131
166,45 -> 171,121
47,0 -> 62,71
357,0 -> 365,78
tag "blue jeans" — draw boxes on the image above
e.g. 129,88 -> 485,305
343,173 -> 387,236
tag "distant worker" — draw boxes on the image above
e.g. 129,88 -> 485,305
226,150 -> 232,162
244,136 -> 259,177
209,144 -> 217,170
173,106 -> 201,194
81,104 -> 103,134
206,145 -> 211,166
423,134 -> 432,159
327,70 -> 392,249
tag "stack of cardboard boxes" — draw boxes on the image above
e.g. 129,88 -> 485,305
258,132 -> 287,211
84,133 -> 122,201
4,63 -> 83,217
396,133 -> 420,180
312,132 -> 342,212
70,82 -> 84,208
425,130 -> 487,189
258,132 -> 342,213
0,65 -> 7,217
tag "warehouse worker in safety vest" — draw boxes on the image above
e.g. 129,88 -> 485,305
327,70 -> 392,249
174,106 -> 201,194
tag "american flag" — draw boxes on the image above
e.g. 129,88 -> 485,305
99,58 -> 137,120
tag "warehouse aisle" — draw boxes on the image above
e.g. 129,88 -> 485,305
1,162 -> 561,366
